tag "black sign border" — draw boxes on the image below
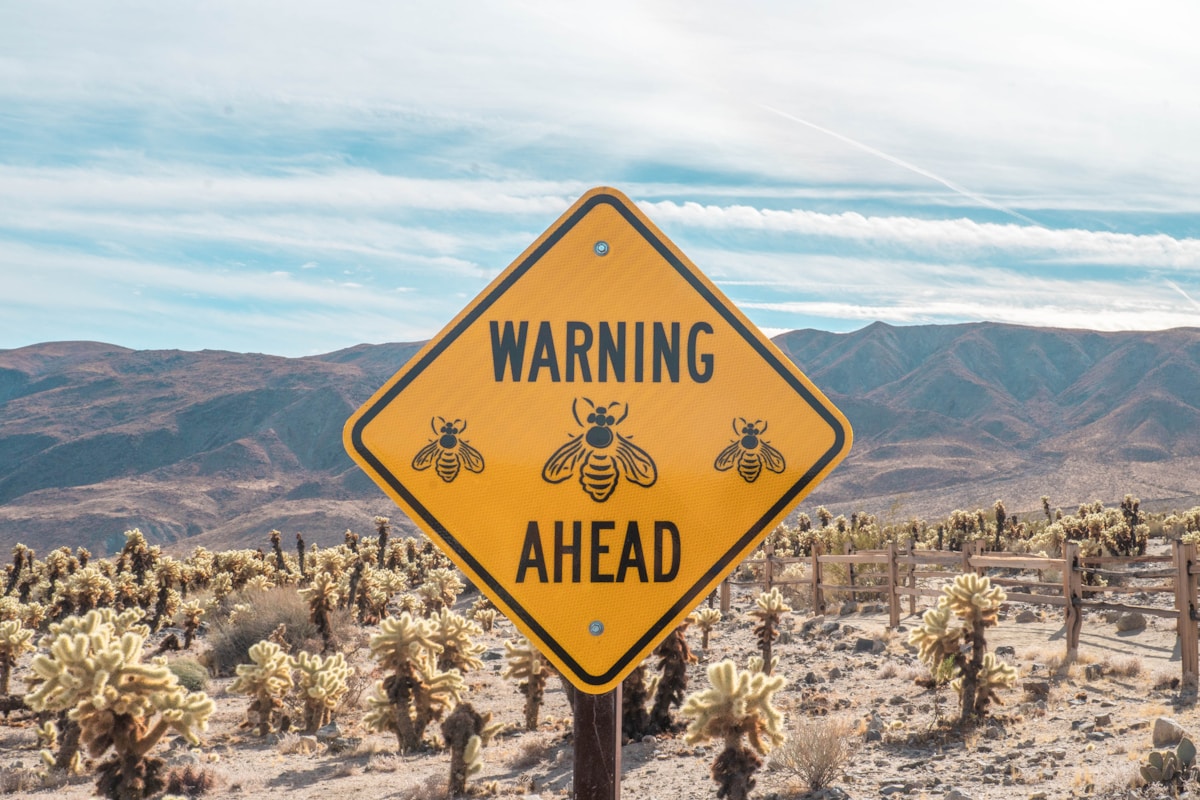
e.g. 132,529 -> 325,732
350,191 -> 848,687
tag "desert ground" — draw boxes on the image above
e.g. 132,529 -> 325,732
3,570 -> 1198,800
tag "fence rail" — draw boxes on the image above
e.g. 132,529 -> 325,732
718,539 -> 1200,688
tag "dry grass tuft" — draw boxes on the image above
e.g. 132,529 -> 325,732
1103,655 -> 1144,679
396,774 -> 450,800
509,733 -> 558,770
276,732 -> 320,756
769,715 -> 859,792
365,754 -> 405,773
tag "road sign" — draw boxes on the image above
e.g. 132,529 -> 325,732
344,187 -> 851,693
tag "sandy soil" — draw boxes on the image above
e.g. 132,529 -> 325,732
3,581 -> 1197,800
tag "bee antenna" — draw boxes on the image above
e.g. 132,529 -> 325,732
734,417 -> 746,434
431,416 -> 444,435
456,419 -> 467,433
614,402 -> 629,425
571,398 -> 584,428
758,420 -> 768,434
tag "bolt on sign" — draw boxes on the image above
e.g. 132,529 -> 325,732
344,187 -> 851,693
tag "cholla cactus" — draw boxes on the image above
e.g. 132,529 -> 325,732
681,660 -> 787,800
503,637 -> 551,731
365,612 -> 464,751
430,608 -> 485,673
57,565 -> 117,616
298,571 -> 339,652
650,622 -> 697,733
230,640 -> 295,736
749,588 -> 791,674
441,702 -> 502,796
419,568 -> 464,615
690,607 -> 722,651
24,609 -> 213,800
294,651 -> 353,734
178,601 -> 205,650
0,618 -> 34,693
909,573 -> 1016,722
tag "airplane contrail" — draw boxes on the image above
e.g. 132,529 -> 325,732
1165,279 -> 1200,314
761,104 -> 1042,227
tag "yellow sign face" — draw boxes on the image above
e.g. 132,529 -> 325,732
344,187 -> 851,693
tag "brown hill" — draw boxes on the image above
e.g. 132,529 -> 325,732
2,322 -> 1199,555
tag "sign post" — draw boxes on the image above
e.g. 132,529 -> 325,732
344,187 -> 851,794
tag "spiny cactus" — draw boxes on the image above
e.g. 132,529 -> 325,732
430,608 -> 486,673
441,701 -> 502,796
0,617 -> 34,694
298,571 -> 339,652
749,588 -> 791,675
650,621 -> 697,733
365,612 -> 465,751
503,637 -> 552,731
24,609 -> 213,800
293,650 -> 353,733
1142,737 -> 1196,787
908,573 -> 1016,722
178,601 -> 205,650
690,607 -> 722,651
229,640 -> 295,736
682,659 -> 787,800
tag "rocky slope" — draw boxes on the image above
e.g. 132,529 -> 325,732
2,322 -> 1199,554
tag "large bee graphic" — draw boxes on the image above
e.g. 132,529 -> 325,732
412,417 -> 485,483
714,418 -> 786,483
542,398 -> 657,502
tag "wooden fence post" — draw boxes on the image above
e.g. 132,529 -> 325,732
887,540 -> 900,628
720,578 -> 731,616
906,537 -> 917,616
1062,541 -> 1082,662
846,540 -> 857,602
1175,540 -> 1199,689
811,541 -> 825,615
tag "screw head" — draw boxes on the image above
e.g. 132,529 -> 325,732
593,241 -> 610,257
588,620 -> 604,636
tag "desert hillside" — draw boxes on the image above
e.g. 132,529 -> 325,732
2,322 -> 1199,554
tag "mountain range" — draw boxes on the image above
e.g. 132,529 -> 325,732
2,321 -> 1199,555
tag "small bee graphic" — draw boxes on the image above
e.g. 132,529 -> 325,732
714,418 -> 786,483
412,417 -> 485,483
542,398 -> 657,502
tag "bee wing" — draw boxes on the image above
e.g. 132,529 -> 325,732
615,434 -> 657,488
542,436 -> 586,484
714,441 -> 741,471
458,441 -> 485,473
412,441 -> 440,471
760,441 -> 787,474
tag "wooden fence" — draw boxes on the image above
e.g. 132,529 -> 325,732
719,539 -> 1200,688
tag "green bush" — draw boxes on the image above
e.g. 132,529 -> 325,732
169,657 -> 210,692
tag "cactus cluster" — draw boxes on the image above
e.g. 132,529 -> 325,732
681,659 -> 787,800
364,612 -> 465,751
503,637 -> 552,731
749,588 -> 791,674
909,573 -> 1016,721
24,609 -> 213,800
230,640 -> 296,736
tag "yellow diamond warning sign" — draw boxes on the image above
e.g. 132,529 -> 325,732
344,187 -> 851,693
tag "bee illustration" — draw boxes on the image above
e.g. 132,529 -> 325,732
412,417 -> 484,483
714,418 -> 786,483
542,398 -> 657,502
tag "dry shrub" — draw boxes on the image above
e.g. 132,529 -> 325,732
509,733 -> 558,770
164,764 -> 220,797
769,715 -> 859,792
396,774 -> 449,800
365,754 -> 404,773
276,733 -> 320,756
207,587 -> 333,675
0,766 -> 54,795
1104,655 -> 1143,679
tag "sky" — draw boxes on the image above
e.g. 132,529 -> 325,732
1,1 -> 1198,357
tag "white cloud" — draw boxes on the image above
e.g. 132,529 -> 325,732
645,201 -> 1200,269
